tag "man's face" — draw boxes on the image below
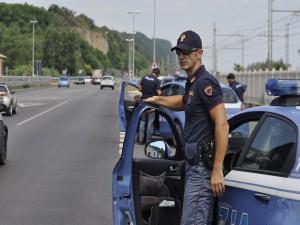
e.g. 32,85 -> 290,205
176,49 -> 203,75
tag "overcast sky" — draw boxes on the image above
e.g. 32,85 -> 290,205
3,0 -> 300,73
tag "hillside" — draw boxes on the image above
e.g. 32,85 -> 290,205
0,3 -> 177,77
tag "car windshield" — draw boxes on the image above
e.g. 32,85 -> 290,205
59,77 -> 68,81
103,77 -> 112,80
0,86 -> 8,92
222,88 -> 238,103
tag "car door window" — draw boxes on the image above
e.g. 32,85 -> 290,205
162,85 -> 184,96
133,111 -> 178,159
242,117 -> 296,173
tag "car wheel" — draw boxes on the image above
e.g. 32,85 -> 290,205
173,121 -> 183,146
12,104 -> 17,114
6,105 -> 12,116
0,124 -> 7,165
112,86 -> 114,90
101,86 -> 103,89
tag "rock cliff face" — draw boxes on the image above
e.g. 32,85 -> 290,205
75,26 -> 109,55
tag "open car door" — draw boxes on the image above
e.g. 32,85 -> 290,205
113,103 -> 185,225
119,82 -> 141,132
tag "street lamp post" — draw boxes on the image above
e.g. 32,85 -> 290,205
128,11 -> 140,77
30,20 -> 37,76
125,38 -> 133,76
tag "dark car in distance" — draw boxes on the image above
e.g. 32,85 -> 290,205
75,77 -> 85,85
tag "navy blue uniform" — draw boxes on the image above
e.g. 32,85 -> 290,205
140,74 -> 160,99
139,74 -> 161,144
181,65 -> 223,225
229,81 -> 246,102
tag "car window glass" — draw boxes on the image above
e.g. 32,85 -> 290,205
242,117 -> 296,172
0,86 -> 7,92
162,85 -> 184,96
222,88 -> 238,103
228,121 -> 258,154
133,111 -> 177,159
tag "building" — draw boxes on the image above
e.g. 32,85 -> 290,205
0,54 -> 7,76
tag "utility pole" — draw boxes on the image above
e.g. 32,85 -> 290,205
30,20 -> 37,76
268,0 -> 300,70
213,22 -> 245,74
212,22 -> 217,75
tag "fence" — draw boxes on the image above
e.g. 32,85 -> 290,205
0,76 -> 52,89
218,70 -> 300,106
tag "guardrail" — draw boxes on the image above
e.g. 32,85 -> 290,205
0,76 -> 52,89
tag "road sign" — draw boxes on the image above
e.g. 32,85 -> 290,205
151,60 -> 158,69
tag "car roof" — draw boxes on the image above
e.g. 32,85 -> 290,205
236,104 -> 300,122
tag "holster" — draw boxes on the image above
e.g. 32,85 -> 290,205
184,141 -> 215,169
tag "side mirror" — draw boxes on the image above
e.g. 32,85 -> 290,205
145,140 -> 172,159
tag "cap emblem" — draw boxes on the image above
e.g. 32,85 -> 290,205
180,34 -> 186,42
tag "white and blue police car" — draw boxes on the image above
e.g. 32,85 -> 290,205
113,79 -> 300,225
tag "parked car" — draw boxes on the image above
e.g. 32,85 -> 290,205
113,78 -> 300,225
101,75 -> 116,90
57,76 -> 70,88
75,77 -> 85,85
0,84 -> 17,116
159,76 -> 175,87
172,74 -> 187,81
119,81 -> 244,144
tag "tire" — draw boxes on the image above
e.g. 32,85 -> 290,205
6,105 -> 12,116
0,123 -> 7,165
12,104 -> 17,114
173,121 -> 184,146
112,86 -> 114,90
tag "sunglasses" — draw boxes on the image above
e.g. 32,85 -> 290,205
175,48 -> 199,56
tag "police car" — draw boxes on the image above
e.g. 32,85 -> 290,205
113,78 -> 300,225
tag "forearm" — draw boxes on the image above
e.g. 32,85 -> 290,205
213,120 -> 229,170
147,95 -> 185,111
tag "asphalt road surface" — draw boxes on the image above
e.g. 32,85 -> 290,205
1,83 -> 120,225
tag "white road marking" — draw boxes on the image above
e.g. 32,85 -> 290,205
17,101 -> 69,126
18,103 -> 46,107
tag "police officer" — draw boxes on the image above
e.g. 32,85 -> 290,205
226,73 -> 247,102
145,30 -> 229,224
138,68 -> 162,144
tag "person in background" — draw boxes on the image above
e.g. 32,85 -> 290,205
226,73 -> 247,103
145,30 -> 229,225
138,68 -> 162,145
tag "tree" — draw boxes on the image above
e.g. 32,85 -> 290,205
233,63 -> 244,72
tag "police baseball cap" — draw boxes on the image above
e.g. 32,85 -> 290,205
226,73 -> 235,79
171,30 -> 202,51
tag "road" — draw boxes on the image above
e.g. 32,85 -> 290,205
0,83 -> 120,225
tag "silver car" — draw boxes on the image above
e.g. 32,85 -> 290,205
100,75 -> 116,90
0,84 -> 17,116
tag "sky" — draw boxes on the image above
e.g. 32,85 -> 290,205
3,0 -> 300,73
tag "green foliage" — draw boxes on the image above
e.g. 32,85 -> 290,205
246,59 -> 287,71
0,3 -> 176,76
233,63 -> 244,72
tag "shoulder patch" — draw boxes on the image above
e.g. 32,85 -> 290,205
204,85 -> 213,96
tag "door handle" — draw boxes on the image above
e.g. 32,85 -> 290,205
168,165 -> 178,173
254,193 -> 271,202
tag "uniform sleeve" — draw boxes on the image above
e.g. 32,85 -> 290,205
197,77 -> 223,111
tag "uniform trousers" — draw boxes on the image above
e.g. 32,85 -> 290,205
180,160 -> 214,225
